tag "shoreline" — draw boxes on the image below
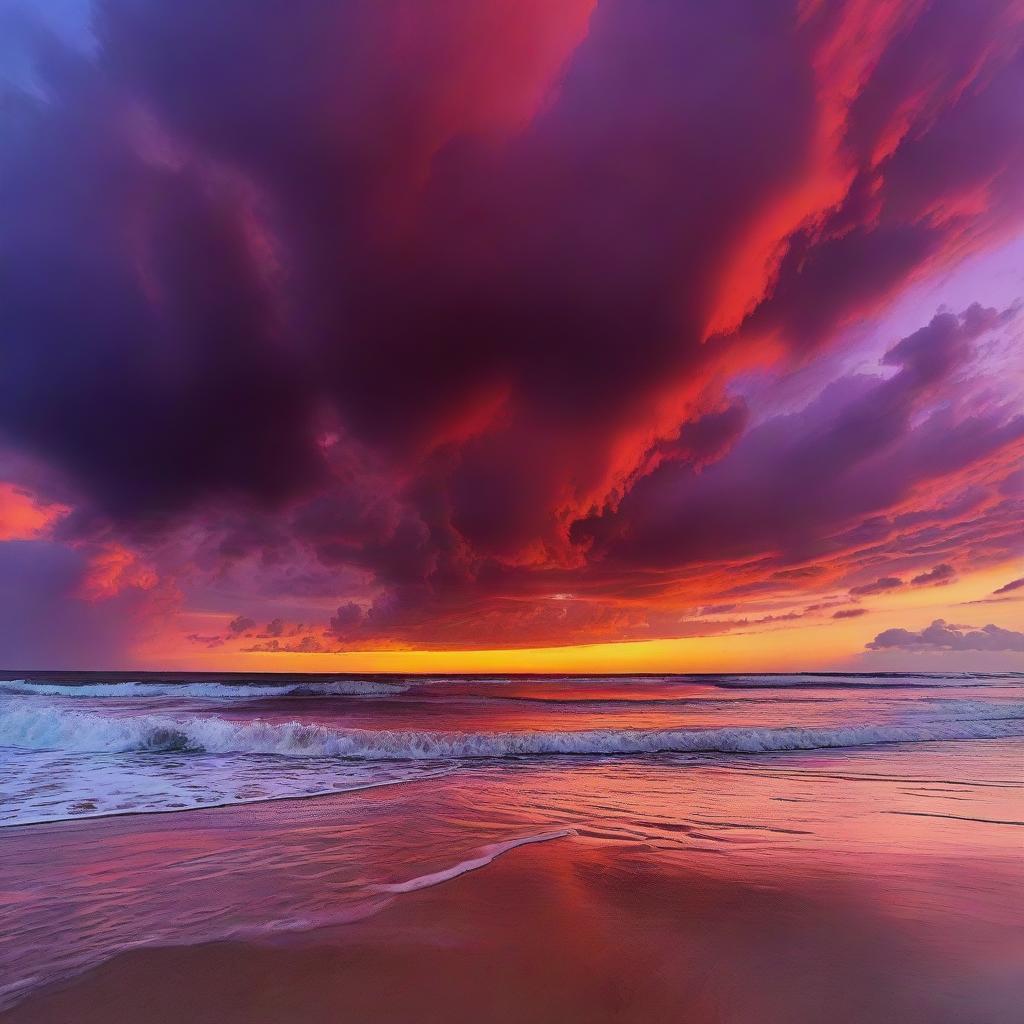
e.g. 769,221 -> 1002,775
0,767 -> 458,831
4,832 -> 1021,1024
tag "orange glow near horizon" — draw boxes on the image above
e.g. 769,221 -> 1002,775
131,561 -> 1023,676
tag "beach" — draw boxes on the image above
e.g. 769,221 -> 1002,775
5,2 -> 1024,1019
2,673 -> 1023,1022
4,770 -> 1023,1024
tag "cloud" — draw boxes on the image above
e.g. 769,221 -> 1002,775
573,303 -> 1021,580
0,483 -> 67,541
993,577 -> 1024,595
867,618 -> 1024,653
833,608 -> 868,619
910,563 -> 956,587
186,633 -> 225,649
243,635 -> 323,654
0,539 -> 173,668
850,576 -> 903,597
1,2 -> 1023,656
77,544 -> 159,601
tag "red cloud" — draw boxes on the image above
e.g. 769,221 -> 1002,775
1,1 -> 1023,658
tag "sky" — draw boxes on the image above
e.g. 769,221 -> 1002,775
0,0 -> 1022,674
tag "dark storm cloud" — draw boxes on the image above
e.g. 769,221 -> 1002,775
573,305 -> 1022,575
738,0 -> 1024,354
0,63 -> 322,521
1,1 -> 1023,651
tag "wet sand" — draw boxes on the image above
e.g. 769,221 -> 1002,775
5,836 -> 1021,1024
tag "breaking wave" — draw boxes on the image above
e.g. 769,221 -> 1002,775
0,679 -> 409,699
3,701 -> 1023,760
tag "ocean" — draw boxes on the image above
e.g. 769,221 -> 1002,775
2,672 -> 1023,1019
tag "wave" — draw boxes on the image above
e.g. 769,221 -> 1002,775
2,766 -> 456,829
374,830 -> 575,893
4,672 -> 1015,702
0,679 -> 409,699
708,673 -> 1007,689
3,701 -> 1023,760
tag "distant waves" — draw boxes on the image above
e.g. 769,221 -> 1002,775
0,679 -> 409,699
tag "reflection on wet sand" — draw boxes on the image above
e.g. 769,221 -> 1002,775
2,738 -> 1022,1022
5,837 -> 1022,1024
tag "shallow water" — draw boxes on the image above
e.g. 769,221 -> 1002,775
1,672 -> 1022,1011
2,672 -> 1023,824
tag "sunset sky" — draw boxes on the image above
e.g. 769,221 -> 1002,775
0,0 -> 1021,673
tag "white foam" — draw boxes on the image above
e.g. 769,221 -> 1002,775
374,830 -> 575,893
0,679 -> 408,699
0,745 -> 454,828
3,700 -> 1023,760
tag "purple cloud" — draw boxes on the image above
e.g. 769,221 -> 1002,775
850,577 -> 904,597
910,564 -> 956,587
867,619 -> 1024,653
1,2 -> 1023,656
